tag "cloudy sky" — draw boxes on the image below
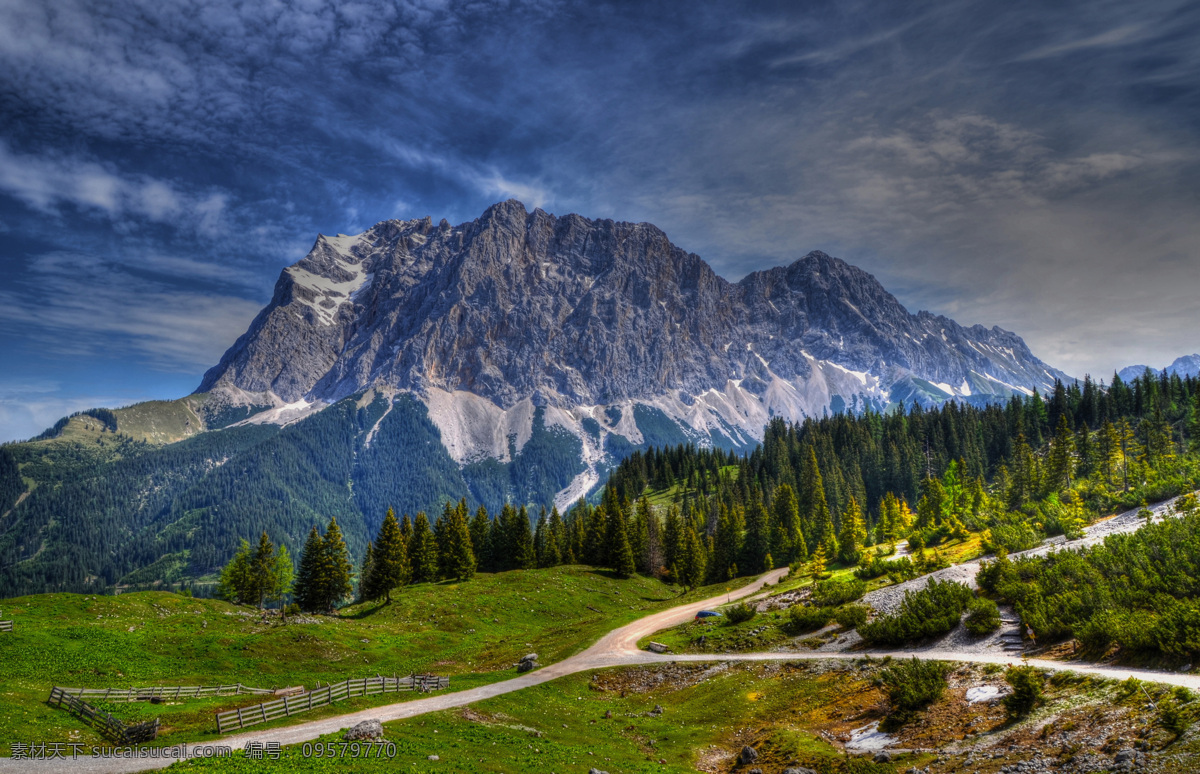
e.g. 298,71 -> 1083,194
1,0 -> 1198,442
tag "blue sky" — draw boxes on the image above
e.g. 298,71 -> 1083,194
1,0 -> 1198,442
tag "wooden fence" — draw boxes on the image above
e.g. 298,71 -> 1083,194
54,683 -> 274,702
216,674 -> 449,733
48,687 -> 159,744
0,620 -> 12,632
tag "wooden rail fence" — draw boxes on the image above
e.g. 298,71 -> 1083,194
54,683 -> 274,702
0,620 -> 12,633
215,674 -> 449,733
48,687 -> 159,744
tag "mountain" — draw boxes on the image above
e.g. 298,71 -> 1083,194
1119,354 -> 1200,383
199,200 -> 1067,503
0,201 -> 1069,596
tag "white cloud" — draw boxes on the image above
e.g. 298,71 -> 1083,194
0,251 -> 263,372
0,141 -> 229,235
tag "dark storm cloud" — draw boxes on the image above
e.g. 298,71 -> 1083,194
0,0 -> 1198,441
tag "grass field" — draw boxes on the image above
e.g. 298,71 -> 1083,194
171,657 -> 1200,774
171,661 -> 911,774
0,566 -> 755,750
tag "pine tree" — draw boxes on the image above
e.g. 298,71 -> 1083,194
770,483 -> 804,563
916,478 -> 945,530
293,526 -> 325,613
1098,421 -> 1121,486
837,496 -> 866,565
442,498 -> 477,580
320,517 -> 354,611
711,502 -> 741,581
679,526 -> 707,589
800,447 -> 836,557
217,539 -> 253,605
1046,415 -> 1076,494
358,540 -> 377,602
469,506 -> 492,572
372,508 -> 410,600
741,492 -> 770,574
610,510 -> 636,578
249,531 -> 276,608
631,497 -> 651,572
409,512 -> 439,582
533,510 -> 549,567
809,541 -> 828,579
1189,393 -> 1200,454
548,506 -> 567,567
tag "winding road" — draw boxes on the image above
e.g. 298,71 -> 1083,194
8,495 -> 1200,772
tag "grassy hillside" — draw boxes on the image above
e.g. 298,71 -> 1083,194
0,566 -> 749,749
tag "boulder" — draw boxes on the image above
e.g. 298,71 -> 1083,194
588,769 -> 610,774
517,660 -> 539,673
874,751 -> 892,763
739,745 -> 758,765
520,653 -> 538,663
647,642 -> 669,654
783,769 -> 817,774
343,719 -> 383,741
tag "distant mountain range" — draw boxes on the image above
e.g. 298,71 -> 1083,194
0,201 -> 1070,596
1118,354 -> 1200,383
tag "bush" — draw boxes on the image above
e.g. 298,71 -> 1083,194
858,579 -> 975,647
982,522 -> 1043,554
964,597 -> 1001,636
1152,696 -> 1190,734
785,604 -> 834,634
723,602 -> 757,625
835,604 -> 869,630
1002,666 -> 1043,718
879,657 -> 951,729
811,578 -> 866,607
854,556 -> 918,583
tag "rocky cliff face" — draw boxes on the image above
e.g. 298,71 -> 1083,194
199,200 -> 1069,506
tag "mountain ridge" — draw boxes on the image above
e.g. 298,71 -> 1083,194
198,200 -> 1069,492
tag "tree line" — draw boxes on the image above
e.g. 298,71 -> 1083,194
217,369 -> 1200,611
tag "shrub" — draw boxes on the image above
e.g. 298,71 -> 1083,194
858,579 -> 975,647
723,602 -> 757,625
982,522 -> 1043,554
1003,666 -> 1044,718
879,657 -> 951,729
855,556 -> 918,583
785,604 -> 834,634
964,597 -> 1001,636
811,578 -> 867,607
835,604 -> 869,630
1159,696 -> 1193,736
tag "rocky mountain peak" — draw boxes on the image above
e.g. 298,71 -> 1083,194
199,201 -> 1069,469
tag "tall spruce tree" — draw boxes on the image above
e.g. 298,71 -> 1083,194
359,540 -> 377,602
609,509 -> 636,578
293,526 -> 325,613
372,508 -> 409,600
837,496 -> 866,565
800,447 -> 837,558
442,498 -> 477,580
409,512 -> 439,583
320,517 -> 354,611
